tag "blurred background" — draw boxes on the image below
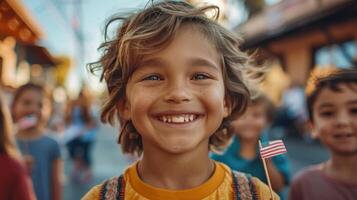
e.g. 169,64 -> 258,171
0,0 -> 356,199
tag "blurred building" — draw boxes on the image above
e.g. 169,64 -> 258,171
0,0 -> 57,90
238,0 -> 357,87
187,0 -> 246,28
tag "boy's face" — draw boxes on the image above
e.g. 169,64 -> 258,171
311,84 -> 357,156
230,104 -> 267,141
12,89 -> 51,128
120,25 -> 229,154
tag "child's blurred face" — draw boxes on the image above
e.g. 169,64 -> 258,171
230,103 -> 267,141
120,25 -> 229,154
12,89 -> 51,128
311,84 -> 357,155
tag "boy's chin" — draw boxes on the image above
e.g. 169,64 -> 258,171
158,141 -> 205,155
330,148 -> 357,156
161,145 -> 195,155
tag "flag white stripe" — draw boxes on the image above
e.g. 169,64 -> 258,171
260,146 -> 287,156
261,147 -> 287,156
261,144 -> 285,151
259,140 -> 287,159
260,142 -> 285,151
261,149 -> 287,159
261,144 -> 286,152
268,140 -> 283,145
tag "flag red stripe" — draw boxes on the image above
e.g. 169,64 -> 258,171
261,149 -> 287,159
259,140 -> 287,159
261,151 -> 287,159
261,147 -> 287,156
260,146 -> 286,155
260,142 -> 285,151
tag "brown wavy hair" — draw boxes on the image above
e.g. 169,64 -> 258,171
306,67 -> 357,121
89,1 -> 263,155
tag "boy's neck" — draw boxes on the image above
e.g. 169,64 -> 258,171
324,154 -> 357,184
138,148 -> 214,190
239,138 -> 258,160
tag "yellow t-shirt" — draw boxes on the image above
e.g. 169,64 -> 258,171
82,161 -> 279,200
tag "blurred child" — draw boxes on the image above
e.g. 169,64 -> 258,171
289,68 -> 357,200
83,1 -> 279,199
0,91 -> 36,200
65,88 -> 98,183
11,83 -> 63,200
212,94 -> 291,197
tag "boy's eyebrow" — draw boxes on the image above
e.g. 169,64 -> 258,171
317,99 -> 357,109
140,58 -> 166,68
317,102 -> 334,109
140,57 -> 219,71
189,58 -> 220,71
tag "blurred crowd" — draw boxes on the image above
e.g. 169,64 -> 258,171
0,84 -> 98,200
1,66 -> 356,200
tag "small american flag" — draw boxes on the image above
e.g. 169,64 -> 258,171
259,140 -> 287,159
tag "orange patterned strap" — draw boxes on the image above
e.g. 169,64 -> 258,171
100,175 -> 125,200
231,170 -> 258,200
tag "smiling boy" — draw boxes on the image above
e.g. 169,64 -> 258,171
83,1 -> 279,199
289,68 -> 357,200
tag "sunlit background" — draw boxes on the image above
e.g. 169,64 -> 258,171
1,0 -> 356,199
1,0 -> 355,101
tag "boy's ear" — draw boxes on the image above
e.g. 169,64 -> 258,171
223,97 -> 232,118
308,121 -> 319,139
116,99 -> 131,120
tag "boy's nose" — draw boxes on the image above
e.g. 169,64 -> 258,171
335,111 -> 351,127
163,81 -> 192,103
25,103 -> 41,115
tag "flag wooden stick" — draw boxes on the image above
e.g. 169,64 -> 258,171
259,140 -> 274,200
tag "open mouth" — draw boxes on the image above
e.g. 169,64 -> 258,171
156,114 -> 200,124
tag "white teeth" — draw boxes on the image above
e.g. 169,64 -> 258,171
172,116 -> 185,123
159,114 -> 196,123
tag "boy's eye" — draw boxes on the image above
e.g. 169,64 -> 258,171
319,111 -> 334,117
350,108 -> 357,115
143,74 -> 162,81
192,73 -> 210,80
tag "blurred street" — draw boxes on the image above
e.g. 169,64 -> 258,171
285,134 -> 329,174
63,123 -> 329,200
63,124 -> 133,200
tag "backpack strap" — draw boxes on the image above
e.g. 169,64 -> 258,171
231,170 -> 258,200
100,175 -> 125,200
